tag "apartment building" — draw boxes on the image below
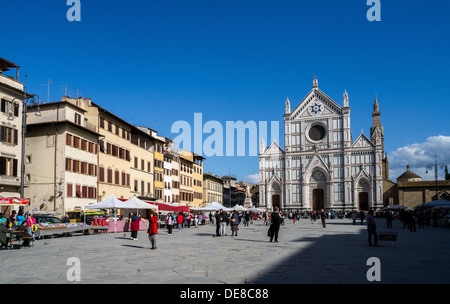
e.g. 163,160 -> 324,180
179,154 -> 193,206
180,150 -> 204,207
25,100 -> 100,212
0,57 -> 31,211
165,138 -> 181,204
203,173 -> 223,206
163,149 -> 173,203
65,97 -> 155,201
136,126 -> 165,202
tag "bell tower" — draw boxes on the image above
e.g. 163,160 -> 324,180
370,95 -> 384,150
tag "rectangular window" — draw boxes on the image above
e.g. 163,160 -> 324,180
66,134 -> 72,146
0,157 -> 17,176
65,158 -> 72,171
67,183 -> 73,197
122,172 -> 126,186
99,167 -> 105,182
107,169 -> 113,184
81,139 -> 87,151
75,113 -> 82,125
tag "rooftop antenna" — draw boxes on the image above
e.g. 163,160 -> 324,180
59,83 -> 70,98
40,79 -> 52,103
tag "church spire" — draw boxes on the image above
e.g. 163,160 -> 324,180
343,90 -> 349,107
285,97 -> 291,114
370,94 -> 384,149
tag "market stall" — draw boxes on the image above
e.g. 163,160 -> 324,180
85,195 -> 132,233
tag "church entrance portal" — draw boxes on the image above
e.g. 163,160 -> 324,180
272,195 -> 280,210
359,192 -> 369,211
312,188 -> 325,211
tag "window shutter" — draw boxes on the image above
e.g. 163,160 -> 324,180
13,159 -> 18,176
67,184 -> 73,197
14,103 -> 19,117
13,129 -> 18,145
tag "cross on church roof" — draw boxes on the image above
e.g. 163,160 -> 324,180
313,76 -> 318,88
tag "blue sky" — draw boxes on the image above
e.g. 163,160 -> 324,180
2,0 -> 450,182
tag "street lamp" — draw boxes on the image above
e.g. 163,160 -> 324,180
425,154 -> 446,200
20,94 -> 42,198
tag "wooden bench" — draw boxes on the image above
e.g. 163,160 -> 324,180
7,231 -> 34,249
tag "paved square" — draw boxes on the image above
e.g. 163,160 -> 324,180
1,218 -> 449,284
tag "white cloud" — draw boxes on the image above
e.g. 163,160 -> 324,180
242,173 -> 259,184
389,135 -> 450,181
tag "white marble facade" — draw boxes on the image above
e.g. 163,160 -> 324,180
259,78 -> 384,211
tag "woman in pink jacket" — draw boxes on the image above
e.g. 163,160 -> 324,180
147,211 -> 158,250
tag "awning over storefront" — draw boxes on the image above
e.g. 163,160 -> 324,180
0,198 -> 30,205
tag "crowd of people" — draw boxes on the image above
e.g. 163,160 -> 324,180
0,209 -> 37,249
2,204 -> 448,251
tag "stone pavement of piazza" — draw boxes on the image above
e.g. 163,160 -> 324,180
1,218 -> 449,284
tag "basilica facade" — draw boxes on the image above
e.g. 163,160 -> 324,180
259,78 -> 388,211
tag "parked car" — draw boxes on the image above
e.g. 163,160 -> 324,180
33,215 -> 63,224
32,215 -> 64,239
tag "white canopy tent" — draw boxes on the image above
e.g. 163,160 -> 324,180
191,202 -> 231,212
85,194 -> 131,233
85,195 -> 157,233
85,194 -> 130,210
124,196 -> 158,210
230,204 -> 247,211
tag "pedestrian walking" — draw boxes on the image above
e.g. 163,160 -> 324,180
417,210 -> 425,229
215,210 -> 221,236
177,212 -> 184,232
268,207 -> 281,243
194,213 -> 199,228
359,210 -> 365,225
351,210 -> 358,225
147,211 -> 158,250
408,211 -> 417,232
320,209 -> 326,229
244,211 -> 250,227
218,209 -> 228,236
165,213 -> 173,235
385,210 -> 393,229
8,210 -> 16,230
201,213 -> 206,225
230,211 -> 240,236
26,212 -> 37,240
366,210 -> 379,246
130,212 -> 141,240
186,213 -> 192,228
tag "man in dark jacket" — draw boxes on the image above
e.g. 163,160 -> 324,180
269,207 -> 281,243
0,220 -> 11,249
215,210 -> 222,236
